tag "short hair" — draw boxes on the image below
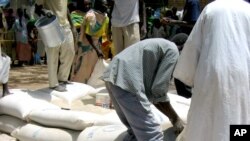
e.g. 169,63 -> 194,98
170,33 -> 188,51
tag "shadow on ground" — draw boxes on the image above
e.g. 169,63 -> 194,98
8,64 -> 49,90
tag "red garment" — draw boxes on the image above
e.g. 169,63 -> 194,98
16,42 -> 32,61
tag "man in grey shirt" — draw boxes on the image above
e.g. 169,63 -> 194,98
103,38 -> 184,141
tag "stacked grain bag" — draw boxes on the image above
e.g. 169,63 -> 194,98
0,74 -> 191,141
0,82 -> 131,141
37,82 -> 98,108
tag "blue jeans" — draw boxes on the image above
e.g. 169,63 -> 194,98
105,82 -> 163,141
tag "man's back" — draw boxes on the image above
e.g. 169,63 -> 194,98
103,38 -> 179,103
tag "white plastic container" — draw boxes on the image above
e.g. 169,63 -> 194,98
35,15 -> 65,47
95,93 -> 110,109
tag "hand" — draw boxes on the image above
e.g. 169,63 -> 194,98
172,117 -> 184,135
1,52 -> 7,57
46,12 -> 53,18
161,17 -> 171,24
96,49 -> 104,58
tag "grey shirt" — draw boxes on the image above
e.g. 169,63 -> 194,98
103,38 -> 179,105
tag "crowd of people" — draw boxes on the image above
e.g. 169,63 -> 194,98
1,0 -> 250,141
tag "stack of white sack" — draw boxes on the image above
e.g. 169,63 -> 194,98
0,82 -> 190,141
37,82 -> 98,107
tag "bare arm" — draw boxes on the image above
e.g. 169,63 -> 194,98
154,102 -> 184,134
67,9 -> 78,51
139,0 -> 147,38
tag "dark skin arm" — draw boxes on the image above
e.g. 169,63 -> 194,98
154,101 -> 184,134
139,0 -> 147,37
85,34 -> 104,58
161,17 -> 194,28
67,9 -> 78,52
107,0 -> 114,41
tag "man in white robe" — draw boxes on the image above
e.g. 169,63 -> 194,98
173,0 -> 250,141
0,9 -> 11,97
0,50 -> 11,97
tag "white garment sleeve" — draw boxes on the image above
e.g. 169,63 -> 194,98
173,10 -> 205,87
0,55 -> 11,83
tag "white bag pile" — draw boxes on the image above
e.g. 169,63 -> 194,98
38,82 -> 98,105
0,64 -> 191,141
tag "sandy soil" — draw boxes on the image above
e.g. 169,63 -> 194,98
8,64 -> 49,90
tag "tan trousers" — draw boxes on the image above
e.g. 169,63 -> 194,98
112,23 -> 140,55
45,25 -> 75,87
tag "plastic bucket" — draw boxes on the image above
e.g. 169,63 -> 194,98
35,15 -> 65,47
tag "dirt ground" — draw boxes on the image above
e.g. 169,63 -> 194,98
2,63 -> 176,92
8,64 -> 49,91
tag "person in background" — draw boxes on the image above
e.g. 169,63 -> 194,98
181,0 -> 200,34
103,38 -> 185,141
70,0 -> 110,83
174,0 -> 250,140
27,19 -> 40,65
171,7 -> 179,20
5,8 -> 15,31
35,0 -> 75,92
108,0 -> 146,55
147,18 -> 166,38
0,10 -> 11,97
12,8 -> 32,66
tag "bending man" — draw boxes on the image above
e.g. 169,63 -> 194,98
103,38 -> 184,141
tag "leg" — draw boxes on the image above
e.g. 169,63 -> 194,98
0,56 -> 11,96
106,82 -> 163,141
58,26 -> 75,83
123,23 -> 140,48
105,82 -> 136,140
2,83 -> 10,96
112,26 -> 124,55
174,78 -> 192,98
45,45 -> 60,88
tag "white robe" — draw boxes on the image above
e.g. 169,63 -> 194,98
0,38 -> 11,84
173,0 -> 250,141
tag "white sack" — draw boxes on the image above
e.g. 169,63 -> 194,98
0,132 -> 17,141
39,82 -> 98,104
77,125 -> 127,141
9,89 -> 60,103
0,115 -> 26,134
94,110 -> 123,126
90,87 -> 109,97
28,109 -> 100,130
87,59 -> 109,88
151,93 -> 190,130
0,94 -> 60,120
11,124 -> 79,141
